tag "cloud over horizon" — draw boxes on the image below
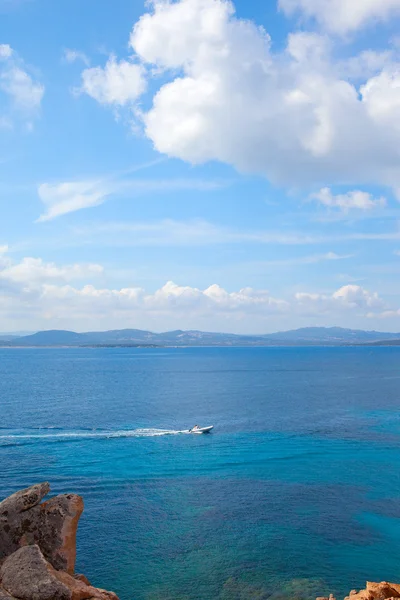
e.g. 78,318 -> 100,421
0,249 -> 396,332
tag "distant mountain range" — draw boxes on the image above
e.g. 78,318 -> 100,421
0,327 -> 400,347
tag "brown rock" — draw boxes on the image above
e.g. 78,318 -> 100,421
366,583 -> 400,600
37,493 -> 84,573
0,484 -> 83,574
0,484 -> 119,600
345,582 -> 400,600
0,546 -> 119,600
74,575 -> 92,586
389,586 -> 400,596
0,545 -> 71,600
55,570 -> 119,600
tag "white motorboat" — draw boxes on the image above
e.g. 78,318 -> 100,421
189,425 -> 214,434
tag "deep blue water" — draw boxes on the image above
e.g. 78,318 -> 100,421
1,347 -> 400,600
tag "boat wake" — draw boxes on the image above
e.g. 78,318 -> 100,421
0,427 -> 191,446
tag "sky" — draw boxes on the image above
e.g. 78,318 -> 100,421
1,0 -> 400,334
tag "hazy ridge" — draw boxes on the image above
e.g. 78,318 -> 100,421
1,326 -> 400,347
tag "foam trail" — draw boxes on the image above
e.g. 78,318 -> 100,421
0,428 -> 190,444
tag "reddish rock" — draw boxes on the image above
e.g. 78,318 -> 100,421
56,569 -> 119,600
343,582 -> 400,600
0,483 -> 83,574
37,493 -> 84,574
74,575 -> 91,586
0,484 -> 119,600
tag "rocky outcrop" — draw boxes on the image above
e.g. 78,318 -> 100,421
0,484 -> 118,600
344,582 -> 400,600
0,482 -> 83,574
319,582 -> 400,600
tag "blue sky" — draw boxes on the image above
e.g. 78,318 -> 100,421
1,0 -> 400,333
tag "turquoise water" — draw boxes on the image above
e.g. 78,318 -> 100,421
1,347 -> 400,600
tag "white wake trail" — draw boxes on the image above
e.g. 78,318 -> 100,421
0,428 -> 191,443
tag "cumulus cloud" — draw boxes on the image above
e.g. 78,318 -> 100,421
279,0 -> 400,34
361,66 -> 400,129
2,276 -> 381,320
340,50 -> 396,80
311,187 -> 387,211
80,56 -> 146,106
295,284 -> 385,314
95,0 -> 398,195
0,43 -> 44,123
0,251 -> 394,330
74,0 -> 400,196
0,257 -> 103,285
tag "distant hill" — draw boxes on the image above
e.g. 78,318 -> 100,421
266,327 -> 400,343
361,338 -> 400,346
1,326 -> 399,347
0,334 -> 21,342
0,331 -> 35,341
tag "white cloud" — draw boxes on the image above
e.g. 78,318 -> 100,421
80,55 -> 146,106
37,176 -> 226,221
0,257 -> 103,285
0,44 -> 12,59
0,43 -> 44,112
295,284 -> 385,313
340,50 -> 395,80
37,180 -> 110,222
0,251 -> 393,330
311,187 -> 386,211
279,0 -> 400,34
63,48 -> 90,67
332,284 -> 383,309
361,66 -> 400,129
94,0 -> 400,195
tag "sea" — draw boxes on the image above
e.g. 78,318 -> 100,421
1,346 -> 400,600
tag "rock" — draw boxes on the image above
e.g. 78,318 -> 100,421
0,483 -> 50,517
55,570 -> 119,600
0,587 -> 18,600
343,583 -> 400,600
0,546 -> 119,600
35,493 -> 84,574
74,575 -> 91,586
0,484 -> 119,600
0,484 -> 84,574
0,545 -> 71,600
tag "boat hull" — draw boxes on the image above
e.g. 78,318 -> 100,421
190,426 -> 214,434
